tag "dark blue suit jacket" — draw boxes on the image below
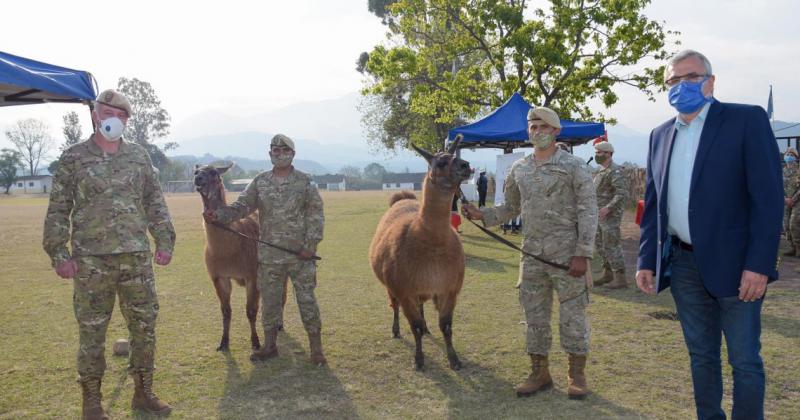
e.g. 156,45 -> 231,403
637,100 -> 783,297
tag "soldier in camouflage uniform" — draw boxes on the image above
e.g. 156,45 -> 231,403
205,134 -> 326,366
463,106 -> 597,400
592,141 -> 629,288
782,148 -> 800,256
42,90 -> 175,420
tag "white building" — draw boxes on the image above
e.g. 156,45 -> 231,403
381,172 -> 426,191
10,175 -> 52,194
312,175 -> 346,191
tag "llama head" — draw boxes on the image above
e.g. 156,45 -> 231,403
193,163 -> 233,201
412,135 -> 471,191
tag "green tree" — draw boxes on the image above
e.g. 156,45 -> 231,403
363,162 -> 389,181
61,111 -> 83,151
4,118 -> 55,176
0,148 -> 23,194
117,77 -> 177,169
359,0 -> 677,152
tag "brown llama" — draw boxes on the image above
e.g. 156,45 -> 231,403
368,136 -> 471,370
194,164 -> 286,351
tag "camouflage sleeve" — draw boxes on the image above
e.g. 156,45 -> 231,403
606,167 -> 628,211
792,175 -> 800,203
142,155 -> 176,254
573,163 -> 598,258
215,178 -> 259,224
42,152 -> 75,267
304,180 -> 324,252
482,166 -> 522,227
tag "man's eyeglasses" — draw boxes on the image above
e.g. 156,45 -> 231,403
664,73 -> 709,88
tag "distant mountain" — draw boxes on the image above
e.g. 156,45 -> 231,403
171,153 -> 329,175
168,131 -> 432,173
171,93 -> 364,144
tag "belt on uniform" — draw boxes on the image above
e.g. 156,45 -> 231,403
671,235 -> 693,252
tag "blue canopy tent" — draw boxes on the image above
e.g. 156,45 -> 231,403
448,92 -> 605,150
1,51 -> 97,107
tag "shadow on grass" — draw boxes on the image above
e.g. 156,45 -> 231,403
465,253 -> 517,273
393,328 -> 644,418
589,277 -> 800,340
218,332 -> 358,419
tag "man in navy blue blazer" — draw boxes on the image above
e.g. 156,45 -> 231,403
636,50 -> 782,420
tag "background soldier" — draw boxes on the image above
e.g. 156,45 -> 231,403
204,134 -> 326,366
477,169 -> 488,207
463,106 -> 597,400
782,148 -> 800,256
592,141 -> 629,288
43,89 -> 176,419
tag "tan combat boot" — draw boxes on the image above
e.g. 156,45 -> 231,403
308,332 -> 327,366
567,353 -> 589,400
594,265 -> 614,286
250,327 -> 279,362
515,354 -> 553,397
80,378 -> 109,420
604,270 -> 628,289
131,372 -> 171,416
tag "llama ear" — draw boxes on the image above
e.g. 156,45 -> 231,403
411,143 -> 434,164
447,134 -> 463,154
216,162 -> 234,174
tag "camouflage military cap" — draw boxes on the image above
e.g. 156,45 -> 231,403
271,134 -> 295,151
595,141 -> 614,153
786,147 -> 798,158
527,106 -> 561,129
95,89 -> 132,116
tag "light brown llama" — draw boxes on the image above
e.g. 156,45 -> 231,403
368,136 -> 471,370
194,164 -> 287,351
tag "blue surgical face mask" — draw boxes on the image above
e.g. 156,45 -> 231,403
785,155 -> 796,164
668,77 -> 711,114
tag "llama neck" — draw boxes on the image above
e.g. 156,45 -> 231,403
201,184 -> 228,211
417,176 -> 456,235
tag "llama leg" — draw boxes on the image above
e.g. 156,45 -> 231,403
437,293 -> 462,370
212,277 -> 233,351
389,294 -> 400,338
419,300 -> 431,335
245,278 -> 261,350
400,298 -> 426,371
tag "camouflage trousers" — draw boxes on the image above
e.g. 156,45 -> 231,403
596,215 -> 625,271
259,261 -> 321,334
785,206 -> 800,246
73,252 -> 159,382
518,256 -> 590,355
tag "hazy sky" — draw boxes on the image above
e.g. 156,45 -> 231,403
2,0 -> 798,154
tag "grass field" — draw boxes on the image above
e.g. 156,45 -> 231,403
0,191 -> 798,419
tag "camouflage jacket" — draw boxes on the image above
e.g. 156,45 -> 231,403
783,163 -> 799,200
593,162 -> 628,215
42,136 -> 175,267
215,168 -> 324,264
482,149 -> 598,263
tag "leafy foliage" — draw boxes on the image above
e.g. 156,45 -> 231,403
0,148 -> 23,194
359,0 -> 678,152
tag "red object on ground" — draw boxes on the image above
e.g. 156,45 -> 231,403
635,199 -> 645,226
451,212 -> 462,231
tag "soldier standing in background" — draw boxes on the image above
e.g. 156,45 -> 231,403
204,134 -> 327,366
477,169 -> 488,207
782,148 -> 800,256
43,90 -> 176,419
592,141 -> 629,288
463,106 -> 597,400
